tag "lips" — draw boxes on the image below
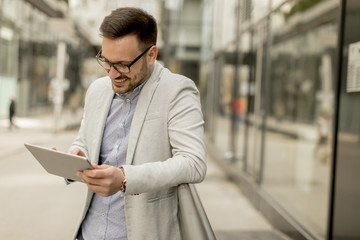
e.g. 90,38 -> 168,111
113,78 -> 128,86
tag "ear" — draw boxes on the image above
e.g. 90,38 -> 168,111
148,46 -> 158,65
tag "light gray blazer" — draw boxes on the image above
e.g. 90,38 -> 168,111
70,61 -> 207,240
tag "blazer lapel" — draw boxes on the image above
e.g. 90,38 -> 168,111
126,62 -> 163,165
92,78 -> 114,164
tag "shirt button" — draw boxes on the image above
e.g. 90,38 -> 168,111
119,122 -> 124,128
102,213 -> 106,217
126,99 -> 130,103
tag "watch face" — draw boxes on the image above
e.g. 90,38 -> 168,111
121,179 -> 127,192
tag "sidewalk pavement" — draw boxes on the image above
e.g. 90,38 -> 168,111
0,109 -> 82,159
0,111 -> 290,240
0,108 -> 83,132
197,155 -> 290,240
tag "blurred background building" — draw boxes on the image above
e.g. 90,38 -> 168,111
0,0 -> 88,117
200,0 -> 360,240
1,0 -> 360,239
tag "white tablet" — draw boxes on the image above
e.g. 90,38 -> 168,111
24,143 -> 93,182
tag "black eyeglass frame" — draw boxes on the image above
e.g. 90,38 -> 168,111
96,45 -> 153,74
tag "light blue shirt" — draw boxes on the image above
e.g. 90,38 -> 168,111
81,81 -> 146,240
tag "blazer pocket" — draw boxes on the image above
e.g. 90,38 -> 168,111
144,112 -> 161,121
147,187 -> 176,203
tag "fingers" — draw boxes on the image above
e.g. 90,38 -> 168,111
69,149 -> 79,154
69,148 -> 86,157
77,165 -> 124,197
77,173 -> 110,196
92,164 -> 99,169
86,184 -> 114,197
82,165 -> 109,178
94,164 -> 109,169
77,171 -> 103,186
77,165 -> 111,183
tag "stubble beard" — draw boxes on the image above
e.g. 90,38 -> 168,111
112,58 -> 150,94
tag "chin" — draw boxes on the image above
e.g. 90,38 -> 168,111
112,85 -> 128,94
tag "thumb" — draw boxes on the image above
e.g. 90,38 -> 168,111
94,164 -> 110,169
91,164 -> 100,169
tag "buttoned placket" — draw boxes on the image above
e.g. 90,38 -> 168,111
81,71 -> 150,240
112,93 -> 133,167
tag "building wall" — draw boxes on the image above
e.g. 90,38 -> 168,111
0,0 -> 90,118
200,0 -> 340,239
162,0 -> 202,85
0,0 -> 18,117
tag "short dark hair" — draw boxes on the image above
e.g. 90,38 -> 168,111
100,7 -> 157,50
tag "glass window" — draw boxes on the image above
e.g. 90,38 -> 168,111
242,29 -> 260,176
214,58 -> 233,158
232,30 -> 252,168
0,27 -> 16,77
261,1 -> 338,239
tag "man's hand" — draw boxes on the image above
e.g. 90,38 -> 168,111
69,148 -> 86,157
77,164 -> 124,197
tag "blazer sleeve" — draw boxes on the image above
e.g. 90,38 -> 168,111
122,77 -> 207,195
68,83 -> 96,159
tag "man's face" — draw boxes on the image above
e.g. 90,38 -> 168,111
101,35 -> 155,94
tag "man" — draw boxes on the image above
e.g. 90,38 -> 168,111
69,7 -> 206,240
8,95 -> 16,130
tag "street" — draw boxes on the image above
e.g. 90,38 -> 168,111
0,129 -> 86,240
0,126 -> 278,240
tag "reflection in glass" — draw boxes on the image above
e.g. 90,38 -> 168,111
214,61 -> 233,158
262,1 -> 338,239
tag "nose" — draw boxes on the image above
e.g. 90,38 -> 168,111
108,66 -> 121,79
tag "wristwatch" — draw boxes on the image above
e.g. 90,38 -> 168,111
120,178 -> 127,192
120,167 -> 126,192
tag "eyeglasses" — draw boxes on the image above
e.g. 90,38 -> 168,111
96,45 -> 153,74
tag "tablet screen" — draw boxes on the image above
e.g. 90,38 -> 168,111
25,143 -> 93,182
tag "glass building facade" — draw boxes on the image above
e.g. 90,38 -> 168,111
0,0 -> 92,118
198,0 -> 356,239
